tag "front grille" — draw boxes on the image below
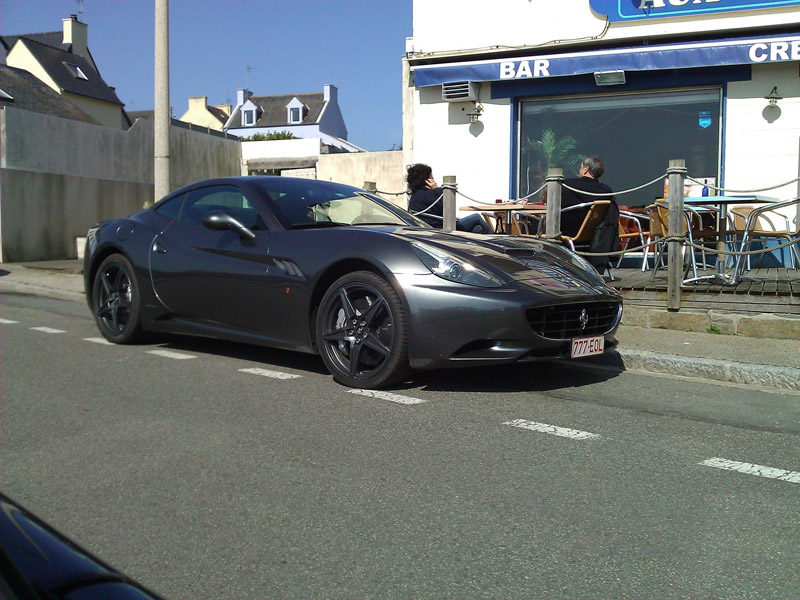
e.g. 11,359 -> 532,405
526,301 -> 621,340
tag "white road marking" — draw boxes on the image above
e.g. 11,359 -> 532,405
30,326 -> 65,334
239,367 -> 302,380
0,318 -> 19,324
503,419 -> 600,440
700,457 -> 800,484
84,337 -> 113,345
146,349 -> 196,360
348,389 -> 427,405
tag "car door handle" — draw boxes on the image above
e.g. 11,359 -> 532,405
153,241 -> 167,254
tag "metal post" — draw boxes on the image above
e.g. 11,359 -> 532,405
443,176 -> 456,232
363,181 -> 377,193
152,0 -> 170,207
667,159 -> 686,311
545,168 -> 563,240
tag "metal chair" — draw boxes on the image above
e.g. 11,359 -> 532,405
616,210 -> 648,270
732,197 -> 800,281
647,202 -> 720,282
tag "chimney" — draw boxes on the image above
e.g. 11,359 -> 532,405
63,14 -> 89,62
324,84 -> 337,103
189,96 -> 208,111
214,104 -> 232,116
236,88 -> 252,106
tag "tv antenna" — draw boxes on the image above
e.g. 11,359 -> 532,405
245,64 -> 256,90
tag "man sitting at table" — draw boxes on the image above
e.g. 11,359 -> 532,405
559,156 -> 617,237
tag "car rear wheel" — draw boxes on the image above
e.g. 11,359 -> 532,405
316,271 -> 410,389
92,254 -> 143,344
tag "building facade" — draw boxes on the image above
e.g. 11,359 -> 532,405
403,0 -> 800,212
2,15 -> 129,129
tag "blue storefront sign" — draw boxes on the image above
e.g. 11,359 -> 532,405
590,0 -> 800,22
413,34 -> 800,87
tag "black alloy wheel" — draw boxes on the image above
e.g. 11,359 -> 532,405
316,271 -> 410,389
92,254 -> 143,344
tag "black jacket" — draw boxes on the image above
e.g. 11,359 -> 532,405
408,187 -> 444,228
559,176 -> 615,237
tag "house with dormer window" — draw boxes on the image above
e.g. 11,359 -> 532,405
1,14 -> 129,129
225,84 -> 360,152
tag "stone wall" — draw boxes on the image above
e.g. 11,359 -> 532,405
316,150 -> 407,206
0,107 -> 241,262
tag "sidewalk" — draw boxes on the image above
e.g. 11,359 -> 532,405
1,260 -> 798,392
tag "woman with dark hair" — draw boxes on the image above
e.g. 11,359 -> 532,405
406,164 -> 491,233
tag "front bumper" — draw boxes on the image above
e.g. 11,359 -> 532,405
399,273 -> 622,370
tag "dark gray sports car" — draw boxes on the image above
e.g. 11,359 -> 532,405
84,176 -> 622,388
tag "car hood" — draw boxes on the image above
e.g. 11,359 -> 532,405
389,228 -> 617,296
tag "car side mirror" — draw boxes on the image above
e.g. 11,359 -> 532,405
202,211 -> 256,240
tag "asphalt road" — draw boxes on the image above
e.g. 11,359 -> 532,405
2,290 -> 799,599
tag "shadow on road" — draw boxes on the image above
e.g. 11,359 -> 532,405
154,333 -> 621,393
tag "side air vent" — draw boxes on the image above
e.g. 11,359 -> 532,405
442,81 -> 479,102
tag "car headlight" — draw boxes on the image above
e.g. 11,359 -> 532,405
411,242 -> 502,288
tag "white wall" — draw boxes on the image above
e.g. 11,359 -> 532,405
410,0 -> 800,55
241,138 -> 322,162
725,62 -> 800,201
412,84 -> 512,210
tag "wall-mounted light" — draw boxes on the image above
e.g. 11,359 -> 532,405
593,70 -> 626,86
466,101 -> 483,123
763,86 -> 783,123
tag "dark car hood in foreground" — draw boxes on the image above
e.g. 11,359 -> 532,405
0,493 -> 164,599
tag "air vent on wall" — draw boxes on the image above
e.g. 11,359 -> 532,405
442,81 -> 479,102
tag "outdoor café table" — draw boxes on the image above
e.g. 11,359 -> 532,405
682,195 -> 777,284
459,202 -> 547,233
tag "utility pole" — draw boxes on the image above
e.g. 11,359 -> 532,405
152,0 -> 170,207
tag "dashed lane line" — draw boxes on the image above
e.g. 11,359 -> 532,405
348,389 -> 427,405
30,326 -> 66,334
504,419 -> 601,440
84,337 -> 113,345
239,367 -> 302,380
0,319 -> 19,324
146,349 -> 197,360
700,457 -> 800,485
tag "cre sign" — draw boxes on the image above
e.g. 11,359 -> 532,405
590,0 -> 800,21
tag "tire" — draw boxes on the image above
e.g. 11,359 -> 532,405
91,254 -> 144,344
316,271 -> 410,389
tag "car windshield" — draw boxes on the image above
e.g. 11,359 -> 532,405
253,178 -> 426,229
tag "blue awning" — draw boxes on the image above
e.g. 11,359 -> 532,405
412,33 -> 800,87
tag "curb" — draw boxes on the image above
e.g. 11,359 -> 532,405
0,280 -> 85,302
592,349 -> 800,392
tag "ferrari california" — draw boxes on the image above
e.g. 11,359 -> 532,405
84,176 -> 622,388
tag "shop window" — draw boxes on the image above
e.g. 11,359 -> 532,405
518,89 -> 721,207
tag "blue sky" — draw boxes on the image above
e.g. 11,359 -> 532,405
1,0 -> 413,151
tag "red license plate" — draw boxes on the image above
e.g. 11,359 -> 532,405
571,335 -> 604,359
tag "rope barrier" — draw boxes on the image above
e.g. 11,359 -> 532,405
562,172 -> 669,198
685,175 -> 800,194
376,169 -> 798,204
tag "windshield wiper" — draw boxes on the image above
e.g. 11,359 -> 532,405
290,221 -> 346,229
351,221 -> 403,226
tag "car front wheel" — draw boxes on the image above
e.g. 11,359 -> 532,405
316,271 -> 410,389
92,254 -> 143,344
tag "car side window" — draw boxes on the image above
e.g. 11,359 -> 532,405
153,193 -> 186,221
179,186 -> 262,229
